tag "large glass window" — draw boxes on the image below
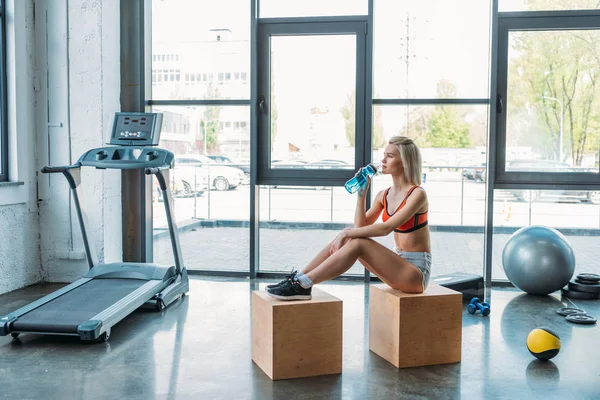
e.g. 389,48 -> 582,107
258,184 -> 364,275
505,30 -> 600,173
268,34 -> 357,169
0,0 -> 7,182
149,0 -> 251,272
373,0 -> 491,99
151,105 -> 251,272
496,14 -> 600,187
150,0 -> 250,101
142,0 -> 600,285
370,1 -> 492,282
257,21 -> 366,188
491,9 -> 600,287
372,105 -> 489,279
373,105 -> 489,225
259,185 -> 356,223
145,0 -> 532,282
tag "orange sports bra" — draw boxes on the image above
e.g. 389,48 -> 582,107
382,186 -> 428,233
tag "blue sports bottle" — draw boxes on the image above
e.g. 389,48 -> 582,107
345,164 -> 377,194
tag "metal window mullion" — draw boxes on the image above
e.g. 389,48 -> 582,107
364,0 -> 374,284
250,0 -> 259,279
258,16 -> 369,25
500,14 -> 600,30
499,9 -> 600,20
121,0 -> 152,263
144,0 -> 152,104
355,24 -> 368,171
495,181 -> 600,191
256,21 -> 270,185
485,0 -> 500,293
0,0 -> 7,182
372,98 -> 490,105
146,99 -> 251,106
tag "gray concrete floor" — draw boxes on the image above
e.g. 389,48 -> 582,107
1,278 -> 599,400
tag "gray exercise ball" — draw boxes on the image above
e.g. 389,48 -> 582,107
502,226 -> 575,295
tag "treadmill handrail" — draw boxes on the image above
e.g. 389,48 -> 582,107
145,165 -> 170,178
77,146 -> 174,170
41,165 -> 98,269
147,168 -> 185,275
42,146 -> 184,275
41,164 -> 82,174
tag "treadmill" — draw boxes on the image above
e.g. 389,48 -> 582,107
0,112 -> 189,342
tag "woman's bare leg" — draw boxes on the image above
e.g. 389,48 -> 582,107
301,231 -> 357,274
300,243 -> 333,275
305,238 -> 424,293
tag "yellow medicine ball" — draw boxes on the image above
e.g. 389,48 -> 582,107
526,328 -> 561,361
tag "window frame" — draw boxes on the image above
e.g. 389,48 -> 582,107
0,0 -> 8,182
495,11 -> 600,190
257,18 -> 369,186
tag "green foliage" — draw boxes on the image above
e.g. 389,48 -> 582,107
199,83 -> 221,154
426,106 -> 471,148
342,92 -> 355,146
436,80 -> 458,98
271,79 -> 279,147
398,80 -> 475,148
425,80 -> 471,148
400,107 -> 429,146
200,108 -> 220,154
372,104 -> 387,149
341,91 -> 386,148
508,0 -> 600,165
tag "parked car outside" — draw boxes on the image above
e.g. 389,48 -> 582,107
271,160 -> 309,169
153,177 -> 199,202
207,155 -> 250,184
462,163 -> 486,182
506,160 -> 599,204
511,188 -> 600,204
305,159 -> 353,169
270,159 -> 351,189
174,155 -> 245,192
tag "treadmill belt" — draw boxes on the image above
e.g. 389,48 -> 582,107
12,279 -> 148,333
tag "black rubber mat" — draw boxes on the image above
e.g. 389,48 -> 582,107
12,279 -> 148,333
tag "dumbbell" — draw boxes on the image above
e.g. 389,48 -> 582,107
467,297 -> 490,316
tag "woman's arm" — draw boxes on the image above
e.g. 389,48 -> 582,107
345,189 -> 427,239
354,193 -> 367,227
355,189 -> 384,228
345,221 -> 388,239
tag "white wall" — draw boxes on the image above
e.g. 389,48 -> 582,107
0,0 -> 122,295
36,0 -> 121,283
0,1 -> 43,294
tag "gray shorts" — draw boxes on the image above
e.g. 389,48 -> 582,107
392,247 -> 432,291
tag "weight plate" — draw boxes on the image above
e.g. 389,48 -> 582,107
561,287 -> 600,300
568,280 -> 600,293
556,307 -> 586,316
566,314 -> 597,325
575,278 -> 599,285
576,273 -> 600,283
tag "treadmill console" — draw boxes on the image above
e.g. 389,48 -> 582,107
109,112 -> 163,146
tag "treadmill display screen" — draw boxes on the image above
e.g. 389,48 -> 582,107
109,112 -> 163,146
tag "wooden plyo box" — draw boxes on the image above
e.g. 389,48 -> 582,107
369,283 -> 462,368
252,288 -> 343,380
